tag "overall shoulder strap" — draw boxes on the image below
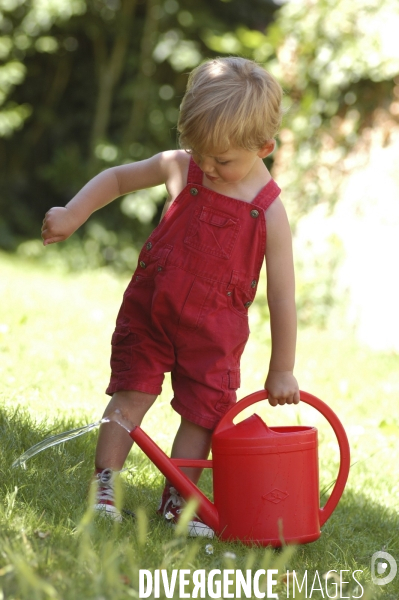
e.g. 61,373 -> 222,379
187,156 -> 203,184
252,179 -> 281,211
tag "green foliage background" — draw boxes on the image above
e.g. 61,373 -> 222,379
1,0 -> 399,280
0,0 -> 277,251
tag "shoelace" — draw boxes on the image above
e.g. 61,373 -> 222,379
163,487 -> 215,536
169,486 -> 184,507
166,487 -> 210,531
96,468 -> 117,503
165,486 -> 185,514
95,466 -> 134,503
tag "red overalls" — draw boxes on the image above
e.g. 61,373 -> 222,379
106,158 -> 281,429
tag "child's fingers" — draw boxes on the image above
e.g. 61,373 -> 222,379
267,391 -> 299,406
267,394 -> 283,406
283,392 -> 299,405
41,226 -> 50,241
41,222 -> 65,244
42,235 -> 65,245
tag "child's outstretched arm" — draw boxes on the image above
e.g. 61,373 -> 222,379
41,152 -> 178,245
264,198 -> 300,407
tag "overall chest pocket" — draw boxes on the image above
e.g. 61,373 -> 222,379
184,206 -> 240,259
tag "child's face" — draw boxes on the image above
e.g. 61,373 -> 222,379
191,142 -> 274,186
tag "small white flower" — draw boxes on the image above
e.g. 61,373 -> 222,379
205,544 -> 213,555
224,552 -> 236,560
165,511 -> 174,520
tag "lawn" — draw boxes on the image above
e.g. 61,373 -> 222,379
1,251 -> 398,599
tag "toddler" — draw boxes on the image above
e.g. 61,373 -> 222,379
41,57 -> 300,537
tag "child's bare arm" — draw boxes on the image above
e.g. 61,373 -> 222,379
41,151 -> 180,245
264,198 -> 299,406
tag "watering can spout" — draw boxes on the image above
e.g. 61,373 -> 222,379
129,426 -> 220,532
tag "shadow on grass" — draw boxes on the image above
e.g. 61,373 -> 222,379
1,406 -> 398,598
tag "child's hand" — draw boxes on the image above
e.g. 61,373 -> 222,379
264,370 -> 300,406
41,207 -> 81,245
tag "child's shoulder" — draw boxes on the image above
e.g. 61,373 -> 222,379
160,149 -> 190,174
159,150 -> 191,199
148,149 -> 190,204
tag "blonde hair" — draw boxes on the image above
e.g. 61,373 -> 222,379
177,57 -> 283,155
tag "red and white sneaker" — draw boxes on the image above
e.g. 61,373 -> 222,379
157,484 -> 214,538
93,468 -> 122,522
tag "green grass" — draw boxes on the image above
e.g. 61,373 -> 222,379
1,251 -> 398,599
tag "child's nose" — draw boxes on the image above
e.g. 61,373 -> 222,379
201,157 -> 215,173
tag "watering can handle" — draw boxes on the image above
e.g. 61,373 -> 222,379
216,389 -> 350,527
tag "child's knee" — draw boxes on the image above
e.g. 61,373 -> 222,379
105,389 -> 157,418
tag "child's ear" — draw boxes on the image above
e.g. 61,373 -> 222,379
257,140 -> 275,158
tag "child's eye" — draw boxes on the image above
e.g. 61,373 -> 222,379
216,160 -> 229,165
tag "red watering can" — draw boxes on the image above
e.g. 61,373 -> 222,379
129,390 -> 350,546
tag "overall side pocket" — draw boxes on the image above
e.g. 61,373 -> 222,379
110,326 -> 137,373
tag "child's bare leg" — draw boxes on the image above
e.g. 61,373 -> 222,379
169,417 -> 212,484
95,390 -> 157,471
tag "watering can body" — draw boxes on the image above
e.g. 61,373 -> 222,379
212,415 -> 320,545
129,390 -> 350,546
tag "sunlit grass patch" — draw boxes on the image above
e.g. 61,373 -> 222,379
1,252 -> 399,598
